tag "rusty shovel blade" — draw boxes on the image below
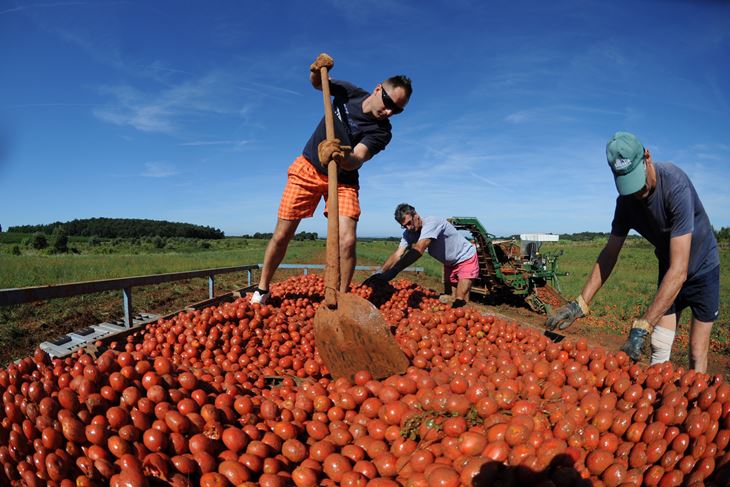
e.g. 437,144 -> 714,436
544,329 -> 566,343
314,291 -> 409,381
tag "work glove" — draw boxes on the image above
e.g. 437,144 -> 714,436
619,319 -> 653,362
362,273 -> 388,288
545,295 -> 589,330
318,139 -> 349,166
310,53 -> 334,73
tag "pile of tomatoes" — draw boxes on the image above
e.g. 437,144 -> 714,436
0,274 -> 729,486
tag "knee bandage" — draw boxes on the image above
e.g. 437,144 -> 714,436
650,326 -> 675,365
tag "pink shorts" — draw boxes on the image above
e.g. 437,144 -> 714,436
444,252 -> 480,285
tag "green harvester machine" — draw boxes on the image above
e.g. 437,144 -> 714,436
448,217 -> 568,314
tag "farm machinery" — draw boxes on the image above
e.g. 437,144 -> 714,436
448,217 -> 568,314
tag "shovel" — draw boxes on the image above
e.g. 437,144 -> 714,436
543,330 -> 566,343
313,63 -> 409,381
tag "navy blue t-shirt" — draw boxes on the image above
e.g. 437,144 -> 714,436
302,80 -> 392,186
610,162 -> 719,278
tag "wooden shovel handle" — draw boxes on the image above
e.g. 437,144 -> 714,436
320,66 -> 340,308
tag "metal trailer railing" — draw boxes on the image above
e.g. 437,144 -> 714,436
0,263 -> 423,358
0,265 -> 258,328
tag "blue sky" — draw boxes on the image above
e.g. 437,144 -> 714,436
1,0 -> 728,238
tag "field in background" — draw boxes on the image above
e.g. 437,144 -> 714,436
0,236 -> 727,371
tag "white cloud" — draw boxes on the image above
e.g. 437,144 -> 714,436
505,111 -> 532,124
93,67 -> 298,136
179,140 -> 250,147
141,161 -> 179,178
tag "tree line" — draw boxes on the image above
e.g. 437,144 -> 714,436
7,218 -> 224,239
241,231 -> 319,241
559,228 -> 730,242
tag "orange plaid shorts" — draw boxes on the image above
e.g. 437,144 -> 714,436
278,156 -> 361,220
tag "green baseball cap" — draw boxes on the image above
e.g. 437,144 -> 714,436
606,131 -> 646,195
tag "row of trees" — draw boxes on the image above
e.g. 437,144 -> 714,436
241,231 -> 319,241
8,218 -> 224,240
559,231 -> 611,241
17,232 -> 218,255
558,228 -> 730,242
5,221 -> 728,243
716,227 -> 730,242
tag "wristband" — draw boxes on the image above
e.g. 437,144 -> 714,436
631,318 -> 654,334
576,295 -> 590,315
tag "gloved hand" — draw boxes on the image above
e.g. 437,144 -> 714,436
619,319 -> 653,362
545,296 -> 589,330
310,53 -> 334,73
363,273 -> 388,288
318,139 -> 348,166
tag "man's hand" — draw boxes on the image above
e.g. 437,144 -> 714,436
318,139 -> 349,166
310,53 -> 334,73
619,319 -> 653,362
545,297 -> 588,330
363,273 -> 388,288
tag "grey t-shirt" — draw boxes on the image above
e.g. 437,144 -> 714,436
610,162 -> 719,278
400,216 -> 476,265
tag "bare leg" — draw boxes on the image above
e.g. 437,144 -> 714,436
443,267 -> 453,297
258,218 -> 301,290
339,216 -> 357,292
689,317 -> 713,373
454,278 -> 473,302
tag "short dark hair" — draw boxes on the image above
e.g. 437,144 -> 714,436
394,203 -> 415,224
384,75 -> 412,99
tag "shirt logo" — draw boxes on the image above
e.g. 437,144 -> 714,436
334,104 -> 357,138
613,157 -> 633,171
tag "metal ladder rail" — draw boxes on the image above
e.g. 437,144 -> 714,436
456,223 -> 499,288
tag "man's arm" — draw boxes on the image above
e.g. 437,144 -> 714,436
580,233 -> 626,304
618,233 -> 691,361
310,58 -> 372,171
546,233 -> 625,330
311,71 -> 323,90
380,246 -> 407,273
379,239 -> 430,281
642,233 -> 691,325
339,143 -> 372,171
411,239 -> 431,255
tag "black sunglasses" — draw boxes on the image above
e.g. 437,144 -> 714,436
381,85 -> 404,114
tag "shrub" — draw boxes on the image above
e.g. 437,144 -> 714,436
30,232 -> 48,250
11,245 -> 21,255
50,226 -> 68,253
152,236 -> 165,249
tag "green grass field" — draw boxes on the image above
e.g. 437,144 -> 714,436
0,236 -> 727,365
547,242 -> 729,327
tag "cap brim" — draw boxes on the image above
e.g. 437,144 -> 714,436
614,160 -> 646,195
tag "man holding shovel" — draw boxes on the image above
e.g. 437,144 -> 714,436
546,132 -> 720,372
365,204 -> 479,308
250,54 -> 412,304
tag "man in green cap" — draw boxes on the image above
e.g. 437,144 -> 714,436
546,132 -> 720,372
